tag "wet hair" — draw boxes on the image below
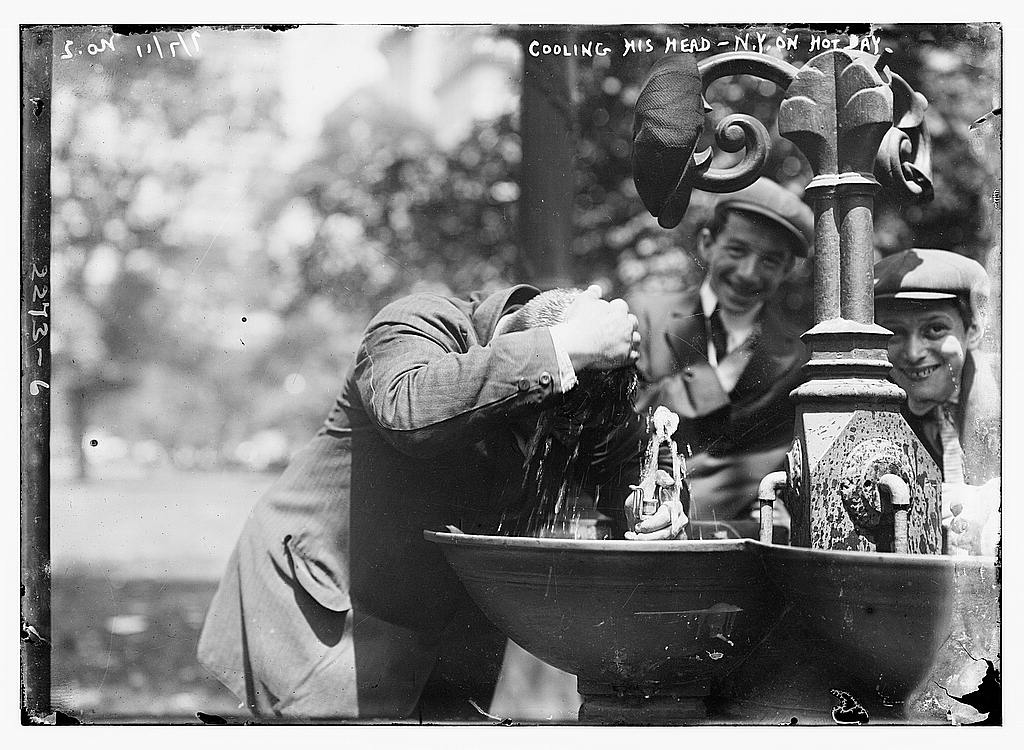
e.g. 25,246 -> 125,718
498,288 -> 639,536
502,288 -> 638,428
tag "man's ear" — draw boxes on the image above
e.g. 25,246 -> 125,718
965,320 -> 985,351
491,313 -> 516,340
696,227 -> 714,263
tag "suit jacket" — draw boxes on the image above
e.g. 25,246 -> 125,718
631,287 -> 808,460
198,285 -> 644,707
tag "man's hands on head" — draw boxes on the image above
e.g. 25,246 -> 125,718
551,285 -> 640,372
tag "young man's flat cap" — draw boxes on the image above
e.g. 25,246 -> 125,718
874,248 -> 989,302
714,178 -> 815,257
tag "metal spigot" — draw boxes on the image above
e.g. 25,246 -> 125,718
629,407 -> 688,526
877,474 -> 911,554
757,471 -> 788,545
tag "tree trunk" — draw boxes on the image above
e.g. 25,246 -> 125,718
518,29 -> 576,288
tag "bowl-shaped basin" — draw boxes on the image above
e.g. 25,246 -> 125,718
425,532 -> 782,691
750,543 -> 999,711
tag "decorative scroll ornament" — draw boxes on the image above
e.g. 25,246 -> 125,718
779,49 -> 894,177
633,47 -> 935,226
690,52 -> 800,194
874,70 -> 934,201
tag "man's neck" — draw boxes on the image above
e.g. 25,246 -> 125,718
699,279 -> 763,330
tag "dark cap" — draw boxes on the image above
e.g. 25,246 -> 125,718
715,178 -> 815,257
632,54 -> 705,229
873,249 -> 989,306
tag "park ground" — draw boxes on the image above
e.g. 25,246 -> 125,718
50,469 -> 273,721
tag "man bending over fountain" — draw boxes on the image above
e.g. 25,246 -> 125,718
874,248 -> 1000,556
198,284 -> 685,721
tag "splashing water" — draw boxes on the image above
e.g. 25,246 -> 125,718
498,366 -> 640,539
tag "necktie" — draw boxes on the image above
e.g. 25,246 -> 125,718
937,404 -> 965,484
708,306 -> 728,363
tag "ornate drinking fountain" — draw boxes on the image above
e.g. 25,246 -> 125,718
427,47 -> 999,724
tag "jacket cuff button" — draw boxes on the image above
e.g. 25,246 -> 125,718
539,372 -> 552,386
518,378 -> 531,391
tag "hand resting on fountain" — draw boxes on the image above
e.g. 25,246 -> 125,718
942,478 -> 1000,556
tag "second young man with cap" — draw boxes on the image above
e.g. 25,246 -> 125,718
631,177 -> 815,521
874,248 -> 1000,556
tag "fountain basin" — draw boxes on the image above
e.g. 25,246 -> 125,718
424,531 -> 781,693
426,530 -> 998,722
719,543 -> 1000,720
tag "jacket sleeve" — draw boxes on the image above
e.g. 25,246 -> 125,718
355,294 -> 566,457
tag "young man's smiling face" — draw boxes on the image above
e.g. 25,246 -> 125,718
875,299 -> 982,415
699,211 -> 796,316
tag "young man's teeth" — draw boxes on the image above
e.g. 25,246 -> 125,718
906,365 -> 938,381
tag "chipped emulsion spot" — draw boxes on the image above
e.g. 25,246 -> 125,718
196,711 -> 229,725
21,624 -> 50,645
935,658 -> 1001,725
830,689 -> 869,724
468,698 -> 513,725
612,647 -> 630,676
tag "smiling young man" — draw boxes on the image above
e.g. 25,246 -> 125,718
631,177 -> 814,522
874,248 -> 1000,555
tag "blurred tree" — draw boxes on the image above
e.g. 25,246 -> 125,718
276,24 -> 998,342
51,28 -> 288,477
266,90 -> 522,313
52,25 -> 998,477
874,24 -> 1001,265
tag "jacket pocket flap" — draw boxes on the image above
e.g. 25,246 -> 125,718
284,535 -> 351,612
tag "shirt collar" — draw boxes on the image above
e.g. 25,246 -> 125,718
699,278 -> 763,329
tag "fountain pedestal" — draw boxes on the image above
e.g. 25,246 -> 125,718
773,50 -> 943,552
578,682 -> 709,724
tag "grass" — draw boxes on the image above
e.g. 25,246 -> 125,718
49,469 -> 275,721
52,576 -> 246,721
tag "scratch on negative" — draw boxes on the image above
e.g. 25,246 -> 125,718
621,582 -> 641,609
544,566 -> 554,598
666,323 -> 707,359
97,574 -> 118,695
468,698 -> 510,724
186,198 -> 242,277
363,244 -> 414,277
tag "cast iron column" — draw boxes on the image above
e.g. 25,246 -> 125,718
687,50 -> 942,553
